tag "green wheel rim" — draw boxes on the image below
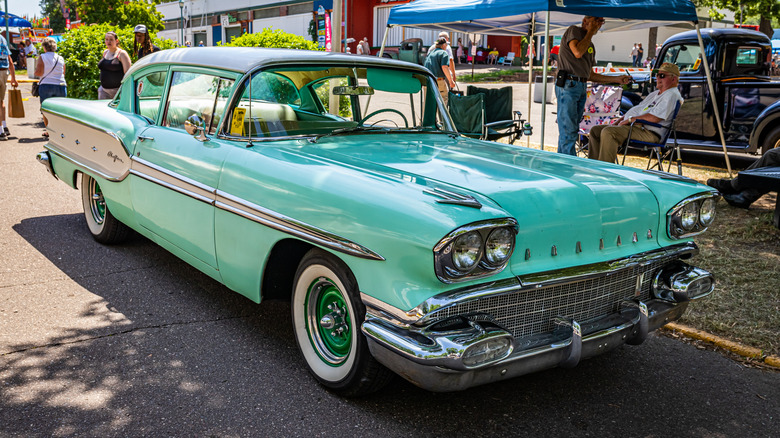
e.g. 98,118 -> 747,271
89,179 -> 106,225
306,277 -> 352,366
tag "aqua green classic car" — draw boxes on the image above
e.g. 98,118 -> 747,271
37,47 -> 718,396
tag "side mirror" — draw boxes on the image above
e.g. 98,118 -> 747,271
184,114 -> 209,141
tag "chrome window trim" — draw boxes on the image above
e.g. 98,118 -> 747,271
362,242 -> 698,326
128,156 -> 384,261
45,145 -> 130,182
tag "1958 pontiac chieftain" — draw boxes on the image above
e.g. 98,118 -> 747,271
37,48 -> 718,396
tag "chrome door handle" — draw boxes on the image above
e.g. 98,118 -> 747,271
137,135 -> 154,142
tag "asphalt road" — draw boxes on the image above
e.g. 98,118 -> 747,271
1,82 -> 778,437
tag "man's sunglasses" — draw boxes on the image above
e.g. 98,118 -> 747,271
657,73 -> 669,79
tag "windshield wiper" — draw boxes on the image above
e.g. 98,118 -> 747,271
308,125 -> 386,143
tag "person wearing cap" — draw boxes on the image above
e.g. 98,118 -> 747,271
587,62 -> 683,164
556,16 -> 631,156
428,32 -> 456,89
133,24 -> 160,59
424,37 -> 456,107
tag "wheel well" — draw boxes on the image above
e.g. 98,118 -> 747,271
261,239 -> 314,301
758,122 -> 780,154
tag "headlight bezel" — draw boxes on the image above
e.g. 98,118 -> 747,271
667,192 -> 719,239
434,218 -> 518,284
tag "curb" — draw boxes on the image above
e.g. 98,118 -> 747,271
664,322 -> 780,369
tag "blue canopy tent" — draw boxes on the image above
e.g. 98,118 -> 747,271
1,11 -> 32,28
383,0 -> 734,175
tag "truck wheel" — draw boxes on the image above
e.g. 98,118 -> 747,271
762,125 -> 780,155
80,173 -> 131,244
291,248 -> 392,397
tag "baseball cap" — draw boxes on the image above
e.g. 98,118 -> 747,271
134,24 -> 148,34
658,62 -> 680,77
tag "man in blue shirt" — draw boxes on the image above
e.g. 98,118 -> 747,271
0,33 -> 19,139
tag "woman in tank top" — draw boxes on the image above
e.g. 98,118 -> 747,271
98,31 -> 132,100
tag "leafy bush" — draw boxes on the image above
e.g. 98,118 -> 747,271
223,28 -> 323,51
56,23 -> 176,100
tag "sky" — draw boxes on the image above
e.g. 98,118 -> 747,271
2,0 -> 43,19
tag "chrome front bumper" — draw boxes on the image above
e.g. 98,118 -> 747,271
363,299 -> 687,392
361,245 -> 713,392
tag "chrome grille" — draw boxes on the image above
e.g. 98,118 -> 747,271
435,259 -> 668,338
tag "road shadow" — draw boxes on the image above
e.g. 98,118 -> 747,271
4,214 -> 778,436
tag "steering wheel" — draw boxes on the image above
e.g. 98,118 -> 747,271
359,108 -> 409,128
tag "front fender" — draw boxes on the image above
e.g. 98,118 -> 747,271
749,99 -> 780,152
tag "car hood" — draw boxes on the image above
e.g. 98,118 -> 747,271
294,134 -> 707,276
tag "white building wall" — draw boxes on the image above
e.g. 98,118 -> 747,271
155,0 -> 313,45
253,14 -> 310,36
590,9 -> 736,65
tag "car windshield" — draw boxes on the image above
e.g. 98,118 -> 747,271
223,65 -> 454,139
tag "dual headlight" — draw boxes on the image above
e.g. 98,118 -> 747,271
668,193 -> 718,239
434,219 -> 518,283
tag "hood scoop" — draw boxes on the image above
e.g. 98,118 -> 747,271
423,187 -> 482,209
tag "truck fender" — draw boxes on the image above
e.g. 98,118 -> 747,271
749,100 -> 780,153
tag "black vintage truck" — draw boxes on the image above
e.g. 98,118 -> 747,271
627,28 -> 780,155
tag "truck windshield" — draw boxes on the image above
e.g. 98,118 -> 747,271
663,44 -> 704,73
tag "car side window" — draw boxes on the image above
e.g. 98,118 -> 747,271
135,71 -> 167,123
662,44 -> 703,73
163,71 -> 234,134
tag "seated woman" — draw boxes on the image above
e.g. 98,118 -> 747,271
487,48 -> 499,65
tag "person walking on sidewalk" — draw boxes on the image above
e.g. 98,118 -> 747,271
35,38 -> 67,138
0,32 -> 19,140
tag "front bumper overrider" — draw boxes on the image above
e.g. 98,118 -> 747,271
361,243 -> 713,392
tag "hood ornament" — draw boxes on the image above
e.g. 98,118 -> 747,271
423,187 -> 482,209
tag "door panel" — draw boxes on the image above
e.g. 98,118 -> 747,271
129,71 -> 235,268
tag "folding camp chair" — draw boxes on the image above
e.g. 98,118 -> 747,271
576,84 -> 623,157
620,100 -> 683,175
448,92 -> 486,139
502,52 -> 515,66
465,85 -> 527,143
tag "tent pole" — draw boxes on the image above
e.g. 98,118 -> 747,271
378,25 -> 390,58
471,34 -> 475,80
695,22 -> 733,177
540,10 -> 551,151
527,14 -> 535,148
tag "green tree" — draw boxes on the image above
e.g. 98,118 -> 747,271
695,0 -> 780,38
224,27 -> 323,51
74,0 -> 164,32
56,23 -> 176,99
39,0 -> 76,33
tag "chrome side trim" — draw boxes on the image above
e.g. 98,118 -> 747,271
42,108 -> 130,154
215,190 -> 385,261
128,156 -> 384,261
361,242 -> 698,325
45,145 -> 130,182
130,157 -> 216,204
